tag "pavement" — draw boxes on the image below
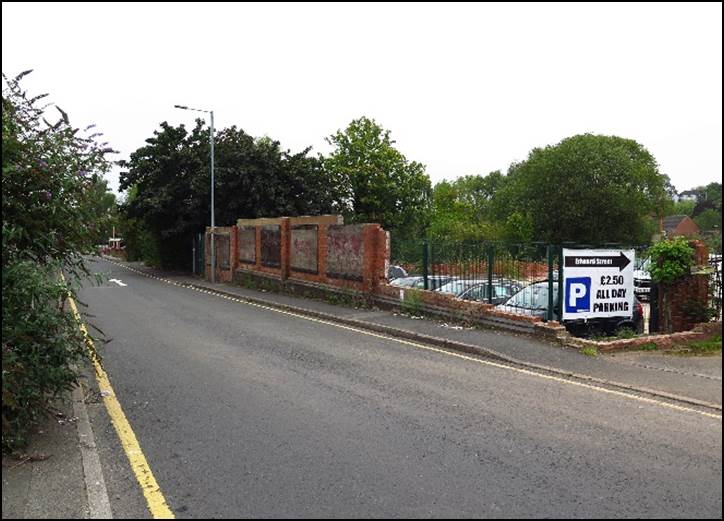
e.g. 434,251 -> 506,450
3,393 -> 91,519
3,256 -> 721,518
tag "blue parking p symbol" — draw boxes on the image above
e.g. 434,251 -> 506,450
565,277 -> 591,313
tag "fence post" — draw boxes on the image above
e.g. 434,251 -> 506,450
649,283 -> 659,333
487,244 -> 495,304
192,236 -> 196,275
546,245 -> 554,322
422,239 -> 429,290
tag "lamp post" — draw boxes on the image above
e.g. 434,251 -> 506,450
174,104 -> 215,282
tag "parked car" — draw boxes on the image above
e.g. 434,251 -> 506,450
495,281 -> 644,337
389,275 -> 457,291
389,276 -> 420,288
387,265 -> 408,281
437,278 -> 524,305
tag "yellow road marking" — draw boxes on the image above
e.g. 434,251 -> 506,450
103,258 -> 723,420
67,283 -> 175,519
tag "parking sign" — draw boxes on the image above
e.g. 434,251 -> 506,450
562,248 -> 635,321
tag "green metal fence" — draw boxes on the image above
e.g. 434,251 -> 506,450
390,238 -> 651,327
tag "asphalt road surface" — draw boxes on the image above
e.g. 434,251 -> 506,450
78,258 -> 722,518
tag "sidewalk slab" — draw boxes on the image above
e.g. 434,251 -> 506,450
2,397 -> 89,519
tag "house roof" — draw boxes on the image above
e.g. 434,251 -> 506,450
662,215 -> 698,234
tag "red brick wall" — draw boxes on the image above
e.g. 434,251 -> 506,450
226,218 -> 389,293
204,226 -> 236,282
657,240 -> 710,332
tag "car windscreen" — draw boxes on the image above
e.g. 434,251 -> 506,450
437,280 -> 476,295
392,277 -> 419,287
508,284 -> 558,310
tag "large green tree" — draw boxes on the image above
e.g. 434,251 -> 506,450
428,172 -> 505,241
323,117 -> 432,236
120,121 -> 338,268
495,134 -> 671,244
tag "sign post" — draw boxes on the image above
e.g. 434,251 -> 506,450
562,248 -> 635,322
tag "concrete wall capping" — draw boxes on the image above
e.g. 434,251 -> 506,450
237,214 -> 343,227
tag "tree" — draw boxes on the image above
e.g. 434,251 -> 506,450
428,172 -> 506,242
120,121 -> 338,269
323,117 -> 432,236
86,177 -> 118,245
496,134 -> 672,244
671,199 -> 696,217
694,209 -> 721,231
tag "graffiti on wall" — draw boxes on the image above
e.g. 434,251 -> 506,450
238,226 -> 256,263
261,225 -> 281,268
326,224 -> 364,281
291,225 -> 318,273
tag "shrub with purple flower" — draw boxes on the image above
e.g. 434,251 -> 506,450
2,70 -> 116,450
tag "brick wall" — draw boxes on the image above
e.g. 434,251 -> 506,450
215,215 -> 387,293
657,240 -> 710,332
204,226 -> 237,282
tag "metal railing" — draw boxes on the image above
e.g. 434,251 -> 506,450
390,238 -> 651,328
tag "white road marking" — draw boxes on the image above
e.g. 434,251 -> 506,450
109,278 -> 127,287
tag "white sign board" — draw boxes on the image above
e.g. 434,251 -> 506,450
562,248 -> 635,321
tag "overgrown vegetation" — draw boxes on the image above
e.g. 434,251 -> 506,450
649,237 -> 696,333
2,71 -> 115,450
668,334 -> 722,356
401,290 -> 424,316
686,334 -> 722,354
580,346 -> 599,357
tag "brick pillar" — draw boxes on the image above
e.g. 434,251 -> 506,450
280,217 -> 291,280
692,240 -> 709,265
362,224 -> 386,293
230,225 -> 239,271
658,240 -> 711,332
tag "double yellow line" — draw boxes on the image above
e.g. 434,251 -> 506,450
65,279 -> 174,519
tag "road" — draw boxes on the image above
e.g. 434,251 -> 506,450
78,258 -> 722,518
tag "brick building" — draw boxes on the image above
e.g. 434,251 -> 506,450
661,215 -> 700,238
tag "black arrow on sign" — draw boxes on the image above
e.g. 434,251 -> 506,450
564,252 -> 631,272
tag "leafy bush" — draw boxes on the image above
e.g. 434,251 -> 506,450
648,237 -> 694,284
648,237 -> 697,333
2,71 -> 114,450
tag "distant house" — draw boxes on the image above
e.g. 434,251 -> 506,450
675,190 -> 698,202
661,215 -> 700,238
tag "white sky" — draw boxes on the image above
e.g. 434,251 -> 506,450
2,2 -> 722,195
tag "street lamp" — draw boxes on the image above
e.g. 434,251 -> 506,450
174,104 -> 215,282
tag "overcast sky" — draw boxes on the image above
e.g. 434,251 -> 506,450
3,2 -> 722,195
